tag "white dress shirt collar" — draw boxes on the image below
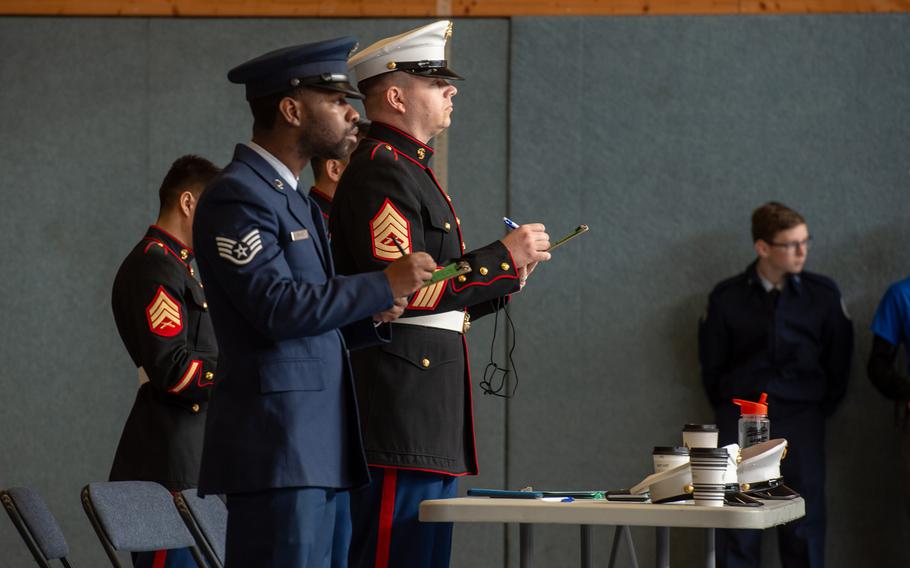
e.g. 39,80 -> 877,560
246,141 -> 299,191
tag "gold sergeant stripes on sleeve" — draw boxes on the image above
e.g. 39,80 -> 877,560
4,0 -> 909,16
410,280 -> 447,309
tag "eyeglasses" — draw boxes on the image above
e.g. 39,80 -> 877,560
769,236 -> 812,251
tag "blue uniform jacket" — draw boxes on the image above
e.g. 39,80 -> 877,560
699,261 -> 853,416
193,144 -> 394,495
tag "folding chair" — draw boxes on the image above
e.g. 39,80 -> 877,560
173,490 -> 226,568
1,487 -> 74,568
80,481 -> 205,568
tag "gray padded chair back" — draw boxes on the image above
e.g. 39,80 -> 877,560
174,490 -> 226,568
1,487 -> 73,568
81,481 -> 202,568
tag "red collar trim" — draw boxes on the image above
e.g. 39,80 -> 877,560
309,186 -> 334,203
149,225 -> 192,254
393,149 -> 426,170
373,122 -> 434,155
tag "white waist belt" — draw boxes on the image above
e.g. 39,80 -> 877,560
394,311 -> 466,334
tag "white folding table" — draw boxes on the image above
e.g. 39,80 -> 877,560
419,496 -> 805,568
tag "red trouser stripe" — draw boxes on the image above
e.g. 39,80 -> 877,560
374,468 -> 399,568
152,550 -> 167,568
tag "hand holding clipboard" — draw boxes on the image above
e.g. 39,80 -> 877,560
503,217 -> 589,252
547,224 -> 589,251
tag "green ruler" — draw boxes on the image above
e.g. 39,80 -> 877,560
422,260 -> 472,288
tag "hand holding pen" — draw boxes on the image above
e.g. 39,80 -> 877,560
383,238 -> 435,298
500,217 -> 551,273
504,218 -> 531,288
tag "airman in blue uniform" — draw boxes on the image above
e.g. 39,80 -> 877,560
193,38 -> 436,568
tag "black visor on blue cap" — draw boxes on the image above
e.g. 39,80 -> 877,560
394,60 -> 463,81
228,37 -> 364,101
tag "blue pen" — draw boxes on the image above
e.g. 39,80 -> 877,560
503,217 -> 520,230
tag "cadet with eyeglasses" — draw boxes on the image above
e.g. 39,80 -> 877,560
698,201 -> 853,568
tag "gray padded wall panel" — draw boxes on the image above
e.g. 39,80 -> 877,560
508,15 -> 910,568
0,17 -> 508,568
0,18 -> 149,568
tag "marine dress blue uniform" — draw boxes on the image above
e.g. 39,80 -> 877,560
193,37 -> 395,568
332,22 -> 521,568
110,225 -> 218,568
699,261 -> 853,568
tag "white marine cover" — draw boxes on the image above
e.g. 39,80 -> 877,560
737,438 -> 787,485
349,21 -> 452,83
722,443 -> 741,485
630,462 -> 692,503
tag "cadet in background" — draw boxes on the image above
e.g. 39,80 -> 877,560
309,119 -> 370,221
867,273 -> 910,514
109,154 -> 221,568
699,201 -> 853,568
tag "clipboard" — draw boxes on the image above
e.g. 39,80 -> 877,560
466,488 -> 544,499
422,260 -> 471,288
547,224 -> 589,251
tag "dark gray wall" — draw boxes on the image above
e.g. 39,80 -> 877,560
1,13 -> 908,568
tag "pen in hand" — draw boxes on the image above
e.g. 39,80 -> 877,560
392,237 -> 407,257
502,217 -> 538,287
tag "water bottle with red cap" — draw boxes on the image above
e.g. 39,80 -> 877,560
733,393 -> 770,449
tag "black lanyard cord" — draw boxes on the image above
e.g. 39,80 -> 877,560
480,297 -> 519,398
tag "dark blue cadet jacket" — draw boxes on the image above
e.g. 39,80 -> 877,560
193,144 -> 393,495
699,261 -> 853,416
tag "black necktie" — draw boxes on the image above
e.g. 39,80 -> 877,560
768,289 -> 781,308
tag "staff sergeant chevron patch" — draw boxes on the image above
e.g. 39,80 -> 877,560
147,286 -> 182,337
216,229 -> 264,265
371,198 -> 411,262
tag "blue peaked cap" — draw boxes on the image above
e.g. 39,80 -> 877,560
228,36 -> 364,101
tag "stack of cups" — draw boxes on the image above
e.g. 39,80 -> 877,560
652,447 -> 690,473
689,448 -> 729,507
682,424 -> 719,449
